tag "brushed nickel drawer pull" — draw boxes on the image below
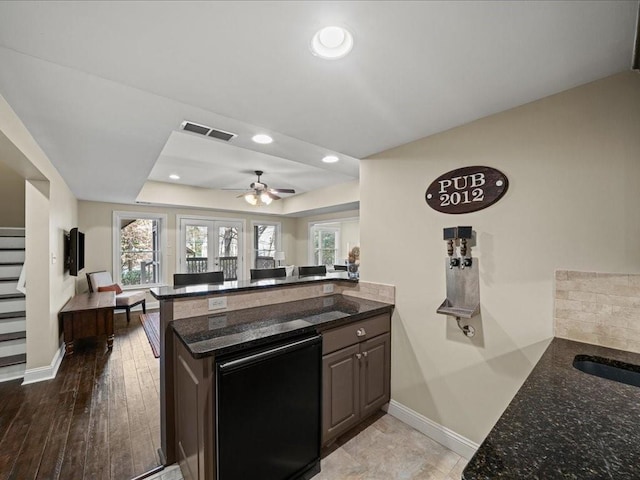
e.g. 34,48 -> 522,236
356,328 -> 366,337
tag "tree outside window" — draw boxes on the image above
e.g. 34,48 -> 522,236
117,216 -> 162,286
312,227 -> 339,266
253,223 -> 280,268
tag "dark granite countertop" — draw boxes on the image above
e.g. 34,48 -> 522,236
150,271 -> 357,300
463,338 -> 640,480
170,294 -> 393,358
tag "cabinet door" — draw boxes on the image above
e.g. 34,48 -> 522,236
322,344 -> 361,444
175,343 -> 203,480
360,333 -> 391,418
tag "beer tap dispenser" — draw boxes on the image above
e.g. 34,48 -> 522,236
443,227 -> 459,269
437,226 -> 479,337
457,226 -> 473,269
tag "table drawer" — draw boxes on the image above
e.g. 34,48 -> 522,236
322,314 -> 390,355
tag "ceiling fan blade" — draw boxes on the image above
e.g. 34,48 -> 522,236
269,188 -> 295,194
266,192 -> 281,200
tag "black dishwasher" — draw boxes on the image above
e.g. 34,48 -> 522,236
215,333 -> 322,480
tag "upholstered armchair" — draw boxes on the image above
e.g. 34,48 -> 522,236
86,271 -> 146,323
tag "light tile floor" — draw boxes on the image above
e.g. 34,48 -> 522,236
146,414 -> 467,480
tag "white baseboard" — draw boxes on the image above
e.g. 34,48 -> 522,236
22,343 -> 65,385
386,399 -> 479,460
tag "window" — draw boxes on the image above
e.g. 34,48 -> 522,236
113,212 -> 166,287
311,226 -> 339,267
252,222 -> 281,268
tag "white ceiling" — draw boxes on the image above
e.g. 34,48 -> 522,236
0,1 -> 637,207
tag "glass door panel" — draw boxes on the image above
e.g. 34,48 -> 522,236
179,218 -> 244,281
185,224 -> 211,273
214,221 -> 242,281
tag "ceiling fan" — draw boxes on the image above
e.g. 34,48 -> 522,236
236,170 -> 296,206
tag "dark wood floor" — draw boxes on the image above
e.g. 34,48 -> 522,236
0,311 -> 161,480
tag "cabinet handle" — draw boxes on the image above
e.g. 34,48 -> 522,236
356,328 -> 366,337
362,351 -> 368,358
355,353 -> 362,360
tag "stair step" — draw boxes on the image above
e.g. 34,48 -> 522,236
0,311 -> 25,320
0,331 -> 25,342
0,337 -> 26,357
0,293 -> 25,300
0,282 -> 19,296
0,237 -> 25,249
0,299 -> 26,315
0,264 -> 22,278
0,250 -> 25,263
0,317 -> 26,335
0,228 -> 25,237
0,353 -> 26,368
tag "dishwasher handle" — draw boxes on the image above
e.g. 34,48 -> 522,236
217,334 -> 321,373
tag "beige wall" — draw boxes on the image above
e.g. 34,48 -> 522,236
361,72 -> 640,444
0,161 -> 25,227
78,201 -> 299,294
137,179 -> 359,217
0,94 -> 78,371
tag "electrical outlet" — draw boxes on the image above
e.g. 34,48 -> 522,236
208,296 -> 228,310
323,284 -> 334,294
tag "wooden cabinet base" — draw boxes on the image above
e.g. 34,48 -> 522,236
321,314 -> 391,446
59,292 -> 116,355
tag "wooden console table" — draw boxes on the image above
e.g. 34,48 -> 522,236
59,291 -> 116,355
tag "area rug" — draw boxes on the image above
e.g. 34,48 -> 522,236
139,312 -> 160,358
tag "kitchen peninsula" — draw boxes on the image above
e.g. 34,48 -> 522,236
150,273 -> 395,479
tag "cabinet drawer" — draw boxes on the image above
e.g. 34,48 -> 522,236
322,314 -> 390,355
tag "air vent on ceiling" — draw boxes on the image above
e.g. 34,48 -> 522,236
181,121 -> 236,141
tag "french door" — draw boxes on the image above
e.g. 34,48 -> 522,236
178,217 -> 244,281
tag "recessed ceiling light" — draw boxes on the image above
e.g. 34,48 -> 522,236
169,174 -> 180,180
322,155 -> 339,163
311,26 -> 353,59
252,134 -> 273,144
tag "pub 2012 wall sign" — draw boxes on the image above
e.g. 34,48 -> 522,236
425,166 -> 508,214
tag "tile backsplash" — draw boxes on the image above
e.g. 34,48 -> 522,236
173,280 -> 395,320
555,270 -> 640,354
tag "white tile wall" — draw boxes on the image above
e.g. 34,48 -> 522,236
555,270 -> 640,353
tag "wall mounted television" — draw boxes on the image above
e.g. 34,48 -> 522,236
64,227 -> 85,277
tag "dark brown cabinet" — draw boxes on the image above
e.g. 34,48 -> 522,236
321,314 -> 391,445
172,311 -> 391,479
59,292 -> 115,355
173,337 -> 214,480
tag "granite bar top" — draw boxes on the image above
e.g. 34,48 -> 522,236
171,294 -> 393,358
463,338 -> 640,479
150,271 -> 356,300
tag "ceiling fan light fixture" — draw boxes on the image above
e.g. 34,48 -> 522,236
244,193 -> 258,206
244,192 -> 273,206
260,193 -> 273,205
322,155 -> 339,163
252,134 -> 273,144
311,26 -> 353,59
